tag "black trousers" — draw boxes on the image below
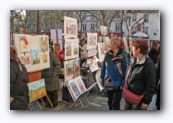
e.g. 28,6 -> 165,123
47,90 -> 58,105
107,89 -> 122,110
124,101 -> 142,110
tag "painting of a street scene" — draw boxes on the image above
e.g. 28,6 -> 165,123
65,40 -> 72,60
73,40 -> 79,56
28,79 -> 46,102
68,79 -> 81,100
73,59 -> 80,77
19,36 -> 30,53
75,76 -> 86,93
64,16 -> 77,38
31,48 -> 40,64
87,33 -> 97,50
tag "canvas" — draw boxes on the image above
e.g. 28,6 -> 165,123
73,59 -> 80,77
87,33 -> 97,50
19,36 -> 30,53
75,76 -> 86,93
64,16 -> 77,39
42,54 -> 48,63
28,79 -> 47,102
20,55 -> 30,65
40,37 -> 49,52
31,48 -> 40,65
98,43 -> 107,62
101,26 -> 108,36
64,59 -> 74,82
87,57 -> 99,72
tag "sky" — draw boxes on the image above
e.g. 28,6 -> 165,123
3,0 -> 172,123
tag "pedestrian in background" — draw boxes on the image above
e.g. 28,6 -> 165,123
100,37 -> 128,110
124,39 -> 156,110
56,50 -> 64,68
42,46 -> 61,108
10,45 -> 29,110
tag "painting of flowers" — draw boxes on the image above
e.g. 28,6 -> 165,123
20,36 -> 30,52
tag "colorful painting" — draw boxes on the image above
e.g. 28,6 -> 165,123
98,43 -> 107,62
73,59 -> 80,77
40,37 -> 49,52
31,49 -> 40,65
101,26 -> 108,36
42,54 -> 48,63
19,36 -> 30,52
87,57 -> 99,72
20,55 -> 30,65
87,33 -> 97,50
64,16 -> 77,39
28,79 -> 47,102
88,48 -> 97,57
75,76 -> 86,93
68,79 -> 81,101
64,60 -> 74,82
65,40 -> 72,60
73,40 -> 79,56
103,36 -> 110,51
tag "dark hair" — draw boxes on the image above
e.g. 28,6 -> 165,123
132,39 -> 148,54
10,45 -> 21,67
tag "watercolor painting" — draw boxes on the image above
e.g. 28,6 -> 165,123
19,36 -> 30,53
28,79 -> 47,102
20,55 -> 30,65
87,57 -> 99,72
31,48 -> 40,65
65,40 -> 72,60
64,16 -> 77,39
73,40 -> 79,57
87,33 -> 97,50
101,26 -> 108,36
42,54 -> 48,63
98,43 -> 107,62
75,76 -> 86,93
40,37 -> 49,52
64,60 -> 74,82
73,59 -> 80,77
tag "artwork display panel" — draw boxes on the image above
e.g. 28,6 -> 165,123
13,34 -> 50,72
87,33 -> 97,50
101,26 -> 108,36
28,79 -> 46,102
64,16 -> 77,39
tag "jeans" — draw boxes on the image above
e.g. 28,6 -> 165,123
107,89 -> 122,110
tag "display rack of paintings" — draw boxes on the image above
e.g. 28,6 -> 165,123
87,33 -> 97,50
101,26 -> 108,36
64,16 -> 77,39
75,76 -> 86,93
98,43 -> 107,62
64,39 -> 79,60
87,56 -> 99,72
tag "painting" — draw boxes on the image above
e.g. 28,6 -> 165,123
101,26 -> 108,36
64,40 -> 72,60
20,55 -> 30,65
87,48 -> 97,57
19,36 -> 30,53
64,16 -> 77,39
73,40 -> 79,57
42,54 -> 48,63
87,33 -> 97,50
75,76 -> 86,93
68,79 -> 81,101
28,79 -> 47,102
73,59 -> 80,77
40,37 -> 49,52
64,60 -> 74,82
31,48 -> 40,65
87,57 -> 99,72
103,36 -> 110,51
98,43 -> 107,62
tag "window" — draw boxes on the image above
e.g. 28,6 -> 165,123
115,23 -> 120,32
132,13 -> 137,21
91,24 -> 95,31
82,24 -> 86,31
144,14 -> 149,22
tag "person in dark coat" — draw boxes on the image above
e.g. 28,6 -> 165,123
100,37 -> 128,110
10,45 -> 29,110
148,41 -> 159,65
42,46 -> 61,108
124,39 -> 156,110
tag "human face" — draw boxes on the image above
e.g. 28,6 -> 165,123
110,42 -> 118,50
131,46 -> 140,57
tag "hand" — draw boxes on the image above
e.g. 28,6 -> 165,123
141,103 -> 149,110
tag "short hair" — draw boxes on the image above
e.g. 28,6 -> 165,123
132,39 -> 148,54
110,37 -> 120,46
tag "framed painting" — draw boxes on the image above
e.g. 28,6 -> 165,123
98,43 -> 107,62
64,59 -> 74,82
28,79 -> 47,102
75,76 -> 86,93
87,33 -> 97,50
31,48 -> 40,65
87,48 -> 97,57
103,36 -> 110,51
64,16 -> 77,39
64,39 -> 73,60
87,57 -> 99,72
42,53 -> 48,63
19,36 -> 30,53
101,26 -> 108,36
40,36 -> 49,52
73,59 -> 80,77
68,79 -> 81,101
73,39 -> 79,58
20,55 -> 30,65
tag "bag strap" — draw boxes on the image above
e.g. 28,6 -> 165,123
10,65 -> 23,98
124,66 -> 131,88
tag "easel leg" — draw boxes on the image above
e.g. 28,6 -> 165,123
40,98 -> 45,105
36,100 -> 42,110
85,96 -> 90,104
46,95 -> 54,109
